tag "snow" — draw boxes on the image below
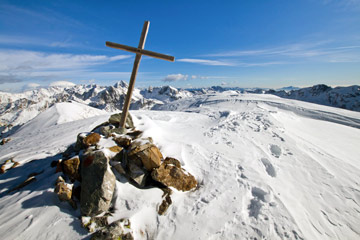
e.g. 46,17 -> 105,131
0,91 -> 360,239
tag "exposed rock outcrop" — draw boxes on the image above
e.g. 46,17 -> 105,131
151,157 -> 197,191
128,143 -> 162,171
83,133 -> 101,147
91,219 -> 133,240
81,151 -> 116,216
109,113 -> 134,129
62,156 -> 80,181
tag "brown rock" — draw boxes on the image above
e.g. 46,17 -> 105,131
158,188 -> 172,215
55,175 -> 65,185
55,160 -> 63,173
163,157 -> 181,168
114,137 -> 131,148
108,145 -> 123,153
128,143 -> 162,171
151,160 -> 197,191
0,138 -> 11,145
0,165 -> 6,174
84,133 -> 101,147
55,182 -> 72,201
62,156 -> 81,181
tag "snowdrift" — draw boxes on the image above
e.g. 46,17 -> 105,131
0,92 -> 360,240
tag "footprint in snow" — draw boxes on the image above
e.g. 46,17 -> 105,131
269,144 -> 282,158
248,187 -> 269,219
261,158 -> 277,177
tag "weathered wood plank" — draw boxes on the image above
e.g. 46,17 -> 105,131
106,41 -> 175,62
118,21 -> 149,128
106,20 -> 175,128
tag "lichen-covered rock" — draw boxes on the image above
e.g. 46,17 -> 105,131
99,125 -> 113,137
81,215 -> 109,233
158,187 -> 172,215
62,156 -> 80,181
83,133 -> 101,147
55,175 -> 65,185
81,151 -> 116,216
114,136 -> 131,148
74,133 -> 88,151
128,143 -> 162,171
126,130 -> 143,139
55,182 -> 72,202
109,113 -> 134,129
108,145 -> 123,153
100,125 -> 126,136
163,157 -> 181,168
91,219 -> 133,240
151,159 -> 197,191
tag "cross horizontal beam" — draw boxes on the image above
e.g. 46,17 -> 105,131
106,41 -> 175,62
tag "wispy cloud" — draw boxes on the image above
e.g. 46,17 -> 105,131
205,42 -> 360,63
0,50 -> 130,72
0,4 -> 85,29
163,74 -> 188,82
322,0 -> 360,11
0,49 -> 131,85
177,58 -> 236,66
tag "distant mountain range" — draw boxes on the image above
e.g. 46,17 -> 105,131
1,82 -> 359,136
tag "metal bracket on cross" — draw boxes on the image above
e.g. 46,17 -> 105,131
106,21 -> 175,128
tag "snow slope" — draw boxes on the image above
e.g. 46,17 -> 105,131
0,92 -> 359,240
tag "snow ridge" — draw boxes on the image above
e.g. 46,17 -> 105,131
1,83 -> 359,136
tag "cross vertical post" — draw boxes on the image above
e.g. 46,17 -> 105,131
119,21 -> 149,128
106,21 -> 175,129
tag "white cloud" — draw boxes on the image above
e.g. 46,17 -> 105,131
49,81 -> 76,87
205,42 -> 360,63
177,58 -> 235,66
0,49 -> 132,86
191,75 -> 210,80
0,50 -> 131,72
163,74 -> 188,82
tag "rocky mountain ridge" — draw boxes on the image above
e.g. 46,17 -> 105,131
1,82 -> 359,136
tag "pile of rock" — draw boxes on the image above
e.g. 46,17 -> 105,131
52,113 -> 197,239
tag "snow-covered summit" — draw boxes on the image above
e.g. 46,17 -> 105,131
268,84 -> 360,111
0,91 -> 359,239
1,82 -> 360,137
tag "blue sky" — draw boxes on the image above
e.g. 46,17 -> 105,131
0,0 -> 359,92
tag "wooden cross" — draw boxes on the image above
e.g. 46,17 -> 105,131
106,21 -> 175,128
